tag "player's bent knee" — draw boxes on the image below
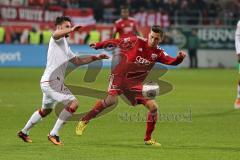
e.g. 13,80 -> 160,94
39,108 -> 52,117
109,99 -> 117,106
146,100 -> 159,112
66,99 -> 79,113
104,95 -> 118,107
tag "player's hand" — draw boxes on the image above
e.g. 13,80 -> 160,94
177,51 -> 186,59
97,54 -> 110,60
89,43 -> 96,49
71,25 -> 82,32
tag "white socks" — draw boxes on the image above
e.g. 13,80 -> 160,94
21,108 -> 73,136
50,109 -> 72,136
21,110 -> 42,134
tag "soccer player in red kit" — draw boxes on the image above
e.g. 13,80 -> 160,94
76,25 -> 186,146
112,5 -> 139,38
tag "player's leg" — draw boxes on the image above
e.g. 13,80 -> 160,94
76,94 -> 118,136
234,80 -> 240,109
48,99 -> 78,145
234,54 -> 240,109
122,83 -> 160,146
83,95 -> 117,122
144,100 -> 158,141
47,84 -> 78,145
188,49 -> 193,68
18,93 -> 55,143
143,99 -> 161,146
21,108 -> 52,134
192,49 -> 197,68
76,73 -> 122,136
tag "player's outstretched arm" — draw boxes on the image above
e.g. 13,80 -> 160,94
158,51 -> 186,65
89,38 -> 121,50
70,54 -> 109,66
53,25 -> 82,40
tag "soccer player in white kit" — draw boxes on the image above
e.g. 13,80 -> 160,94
17,16 -> 109,145
235,20 -> 240,109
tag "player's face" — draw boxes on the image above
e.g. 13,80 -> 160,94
57,21 -> 72,37
121,9 -> 129,19
148,31 -> 163,48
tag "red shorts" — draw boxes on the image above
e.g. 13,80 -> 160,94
108,74 -> 150,106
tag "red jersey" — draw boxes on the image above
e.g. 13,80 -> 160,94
95,36 -> 183,82
113,17 -> 138,38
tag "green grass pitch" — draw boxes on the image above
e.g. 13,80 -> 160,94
0,68 -> 239,160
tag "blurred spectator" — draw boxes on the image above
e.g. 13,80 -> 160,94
102,0 -> 114,8
0,0 -> 10,5
11,31 -> 21,44
208,0 -> 223,25
187,29 -> 199,68
0,0 -> 238,45
20,29 -> 29,44
165,0 -> 179,24
66,0 -> 79,8
153,0 -> 164,11
0,26 -> 6,43
92,0 -> 104,22
28,27 -> 41,45
188,0 -> 201,24
41,26 -> 52,44
162,34 -> 173,45
224,0 -> 240,25
143,0 -> 154,10
0,0 -> 26,6
84,27 -> 101,44
177,0 -> 189,25
28,0 -> 46,6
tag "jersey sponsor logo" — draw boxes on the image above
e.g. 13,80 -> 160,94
137,36 -> 147,42
151,53 -> 158,60
135,56 -> 151,65
123,26 -> 134,33
123,37 -> 131,42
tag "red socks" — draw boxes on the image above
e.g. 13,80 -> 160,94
82,100 -> 105,122
144,109 -> 158,141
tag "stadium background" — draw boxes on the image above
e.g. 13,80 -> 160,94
0,0 -> 239,160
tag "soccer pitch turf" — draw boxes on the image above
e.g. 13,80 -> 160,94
0,68 -> 239,160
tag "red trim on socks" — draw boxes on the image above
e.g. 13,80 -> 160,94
82,100 -> 105,122
144,109 -> 158,141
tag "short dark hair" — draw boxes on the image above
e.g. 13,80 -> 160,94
121,5 -> 129,10
151,25 -> 164,36
55,16 -> 71,26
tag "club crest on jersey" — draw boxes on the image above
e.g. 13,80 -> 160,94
151,53 -> 158,60
135,56 -> 151,65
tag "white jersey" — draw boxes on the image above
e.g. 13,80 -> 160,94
41,37 -> 76,84
236,20 -> 240,54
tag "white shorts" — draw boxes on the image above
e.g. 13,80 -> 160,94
40,80 -> 76,109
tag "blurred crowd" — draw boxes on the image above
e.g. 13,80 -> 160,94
0,0 -> 239,25
0,0 -> 239,45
